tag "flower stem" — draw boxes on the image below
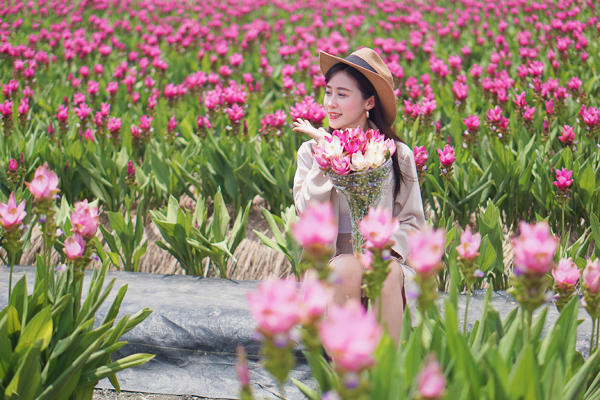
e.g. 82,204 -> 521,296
442,180 -> 449,221
464,286 -> 471,334
8,255 -> 14,299
591,318 -> 596,354
596,318 -> 599,350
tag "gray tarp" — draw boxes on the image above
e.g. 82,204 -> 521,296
0,266 -> 594,399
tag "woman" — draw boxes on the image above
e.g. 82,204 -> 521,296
292,47 -> 426,342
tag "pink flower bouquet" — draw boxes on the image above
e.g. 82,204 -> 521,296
313,127 -> 396,254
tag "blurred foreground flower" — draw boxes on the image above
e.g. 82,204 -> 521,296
552,258 -> 580,312
408,226 -> 445,311
509,221 -> 558,323
292,201 -> 337,278
247,278 -> 298,387
416,354 -> 446,400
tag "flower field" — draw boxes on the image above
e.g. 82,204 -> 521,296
3,0 -> 600,398
2,0 -> 600,284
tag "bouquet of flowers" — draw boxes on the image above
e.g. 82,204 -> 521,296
313,127 -> 396,254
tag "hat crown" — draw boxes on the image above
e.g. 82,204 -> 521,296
348,48 -> 394,90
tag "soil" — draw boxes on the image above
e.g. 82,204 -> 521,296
93,389 -> 219,400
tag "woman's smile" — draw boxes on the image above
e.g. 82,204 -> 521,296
324,71 -> 372,131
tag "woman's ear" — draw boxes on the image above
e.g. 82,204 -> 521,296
366,95 -> 375,110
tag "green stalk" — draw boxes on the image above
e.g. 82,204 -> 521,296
464,286 -> 471,334
596,318 -> 599,350
591,318 -> 596,354
442,180 -> 449,221
8,253 -> 14,299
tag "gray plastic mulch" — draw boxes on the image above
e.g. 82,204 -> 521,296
1,266 -> 594,400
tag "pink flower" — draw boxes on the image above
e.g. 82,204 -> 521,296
226,104 -> 244,124
417,355 -> 446,399
451,81 -> 468,101
568,77 -> 582,91
358,207 -> 399,248
552,168 -> 573,191
292,201 -> 337,247
437,145 -> 456,167
167,116 -> 177,131
8,159 -> 17,171
512,221 -> 558,275
456,227 -> 481,260
319,300 -> 382,372
84,129 -> 94,141
414,146 -> 429,168
26,162 -> 60,201
298,270 -> 330,324
583,259 -> 600,294
330,155 -> 351,176
0,193 -> 26,231
558,125 -> 575,146
313,147 -> 331,169
552,258 -> 581,287
247,278 -> 300,336
107,117 -> 122,135
463,115 -> 480,132
64,232 -> 85,260
70,199 -> 99,239
407,226 -> 446,276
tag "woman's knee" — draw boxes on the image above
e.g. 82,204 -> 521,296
330,254 -> 363,286
382,260 -> 404,297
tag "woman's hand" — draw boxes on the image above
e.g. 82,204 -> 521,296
293,118 -> 331,143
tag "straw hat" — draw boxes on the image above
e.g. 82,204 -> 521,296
319,47 -> 397,126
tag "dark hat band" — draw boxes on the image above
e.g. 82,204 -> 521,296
345,54 -> 378,75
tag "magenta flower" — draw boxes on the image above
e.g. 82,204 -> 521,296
512,221 -> 558,275
74,103 -> 91,120
292,201 -> 337,248
463,115 -> 480,132
558,125 -> 575,146
407,226 -> 446,276
417,355 -> 446,399
358,207 -> 399,248
298,270 -> 330,324
64,232 -> 85,260
414,146 -> 429,168
26,162 -> 60,201
0,193 -> 26,231
437,145 -> 456,167
226,104 -> 244,124
456,227 -> 481,260
552,258 -> 581,287
8,159 -> 17,172
70,199 -> 99,239
247,278 -> 300,336
319,300 -> 382,372
451,81 -> 468,101
107,117 -> 122,135
167,116 -> 177,131
330,155 -> 351,176
552,168 -> 573,191
583,259 -> 600,294
56,105 -> 69,122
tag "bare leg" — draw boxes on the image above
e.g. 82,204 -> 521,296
373,260 -> 404,344
329,254 -> 363,305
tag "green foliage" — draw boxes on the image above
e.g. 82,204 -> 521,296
97,197 -> 148,272
0,261 -> 153,400
151,191 -> 250,277
253,205 -> 303,277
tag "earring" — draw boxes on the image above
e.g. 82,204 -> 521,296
366,110 -> 370,118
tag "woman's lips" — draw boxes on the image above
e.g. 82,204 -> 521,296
329,113 -> 341,120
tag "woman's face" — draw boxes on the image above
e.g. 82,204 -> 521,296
324,71 -> 374,131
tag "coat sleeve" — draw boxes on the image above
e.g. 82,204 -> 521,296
391,143 -> 426,262
293,140 -> 334,214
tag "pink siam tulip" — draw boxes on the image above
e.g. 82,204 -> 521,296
414,146 -> 429,184
298,270 -> 330,325
509,221 -> 558,322
582,259 -> 600,348
26,162 -> 60,202
408,226 -> 446,278
292,202 -> 337,265
0,193 -> 26,231
64,232 -> 85,260
462,115 -> 480,148
358,207 -> 399,249
456,226 -> 482,330
247,278 -> 300,338
330,156 -> 351,176
437,145 -> 456,181
226,104 -> 245,127
319,300 -> 382,373
558,125 -> 576,147
552,258 -> 580,312
417,355 -> 446,400
553,168 -> 573,191
70,200 -> 99,239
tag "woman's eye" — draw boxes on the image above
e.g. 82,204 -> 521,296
339,94 -> 346,97
325,91 -> 331,95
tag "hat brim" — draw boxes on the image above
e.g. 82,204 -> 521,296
319,51 -> 397,126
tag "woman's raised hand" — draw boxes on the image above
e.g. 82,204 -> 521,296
292,118 -> 331,143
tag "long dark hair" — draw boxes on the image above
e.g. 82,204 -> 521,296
325,63 -> 405,199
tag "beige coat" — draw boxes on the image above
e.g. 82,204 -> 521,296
293,138 -> 426,261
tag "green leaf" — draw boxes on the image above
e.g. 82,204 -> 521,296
477,236 -> 496,272
15,306 -> 52,353
292,378 -> 320,400
4,341 -> 41,400
78,354 -> 155,385
508,344 -> 541,400
578,162 -> 595,204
